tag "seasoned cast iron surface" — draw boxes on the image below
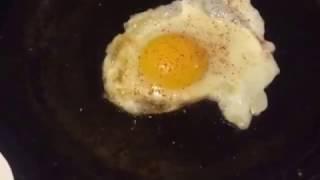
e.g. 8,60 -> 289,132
1,0 -> 320,180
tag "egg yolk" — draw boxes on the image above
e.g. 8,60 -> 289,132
139,34 -> 208,90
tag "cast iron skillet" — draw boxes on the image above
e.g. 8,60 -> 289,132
1,0 -> 320,180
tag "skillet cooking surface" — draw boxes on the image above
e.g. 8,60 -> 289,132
1,0 -> 320,179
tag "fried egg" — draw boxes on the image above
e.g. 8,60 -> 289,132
102,0 -> 280,129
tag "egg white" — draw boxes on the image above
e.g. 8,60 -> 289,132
103,0 -> 279,129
